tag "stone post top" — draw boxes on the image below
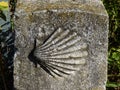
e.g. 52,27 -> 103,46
16,0 -> 108,16
18,0 -> 102,5
19,0 -> 100,3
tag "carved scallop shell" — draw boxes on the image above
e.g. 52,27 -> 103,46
33,28 -> 88,77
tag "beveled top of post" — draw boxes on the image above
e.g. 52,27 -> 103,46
18,0 -> 100,3
16,0 -> 108,16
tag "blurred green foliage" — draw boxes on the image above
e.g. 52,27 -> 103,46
0,1 -> 14,90
102,0 -> 120,89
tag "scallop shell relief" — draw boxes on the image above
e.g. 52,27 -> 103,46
30,28 -> 88,78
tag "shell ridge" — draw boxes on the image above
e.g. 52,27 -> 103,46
50,50 -> 87,56
40,51 -> 88,59
41,28 -> 63,47
37,44 -> 86,56
47,62 -> 79,71
32,28 -> 88,77
50,44 -> 87,55
37,57 -> 86,61
45,63 -> 72,75
43,63 -> 61,77
38,29 -> 77,51
36,35 -> 81,53
49,44 -> 87,55
47,62 -> 77,71
42,62 -> 70,77
46,60 -> 81,65
39,61 -> 55,77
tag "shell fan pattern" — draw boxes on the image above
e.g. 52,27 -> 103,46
30,28 -> 88,78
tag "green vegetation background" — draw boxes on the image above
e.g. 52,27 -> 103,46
0,0 -> 120,90
102,0 -> 120,90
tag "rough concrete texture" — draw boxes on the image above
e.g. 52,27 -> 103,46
14,0 -> 108,90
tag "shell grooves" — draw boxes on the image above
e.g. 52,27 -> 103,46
39,33 -> 79,51
29,28 -> 88,78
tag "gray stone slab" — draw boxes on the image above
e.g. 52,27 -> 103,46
14,0 -> 108,90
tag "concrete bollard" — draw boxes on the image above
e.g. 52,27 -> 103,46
14,0 -> 108,90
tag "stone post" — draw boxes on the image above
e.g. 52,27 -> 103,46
14,0 -> 108,90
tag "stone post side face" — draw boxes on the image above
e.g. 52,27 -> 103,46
14,0 -> 108,90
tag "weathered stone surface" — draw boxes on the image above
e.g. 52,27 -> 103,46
14,0 -> 108,90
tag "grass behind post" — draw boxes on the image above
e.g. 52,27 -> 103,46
102,0 -> 120,89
